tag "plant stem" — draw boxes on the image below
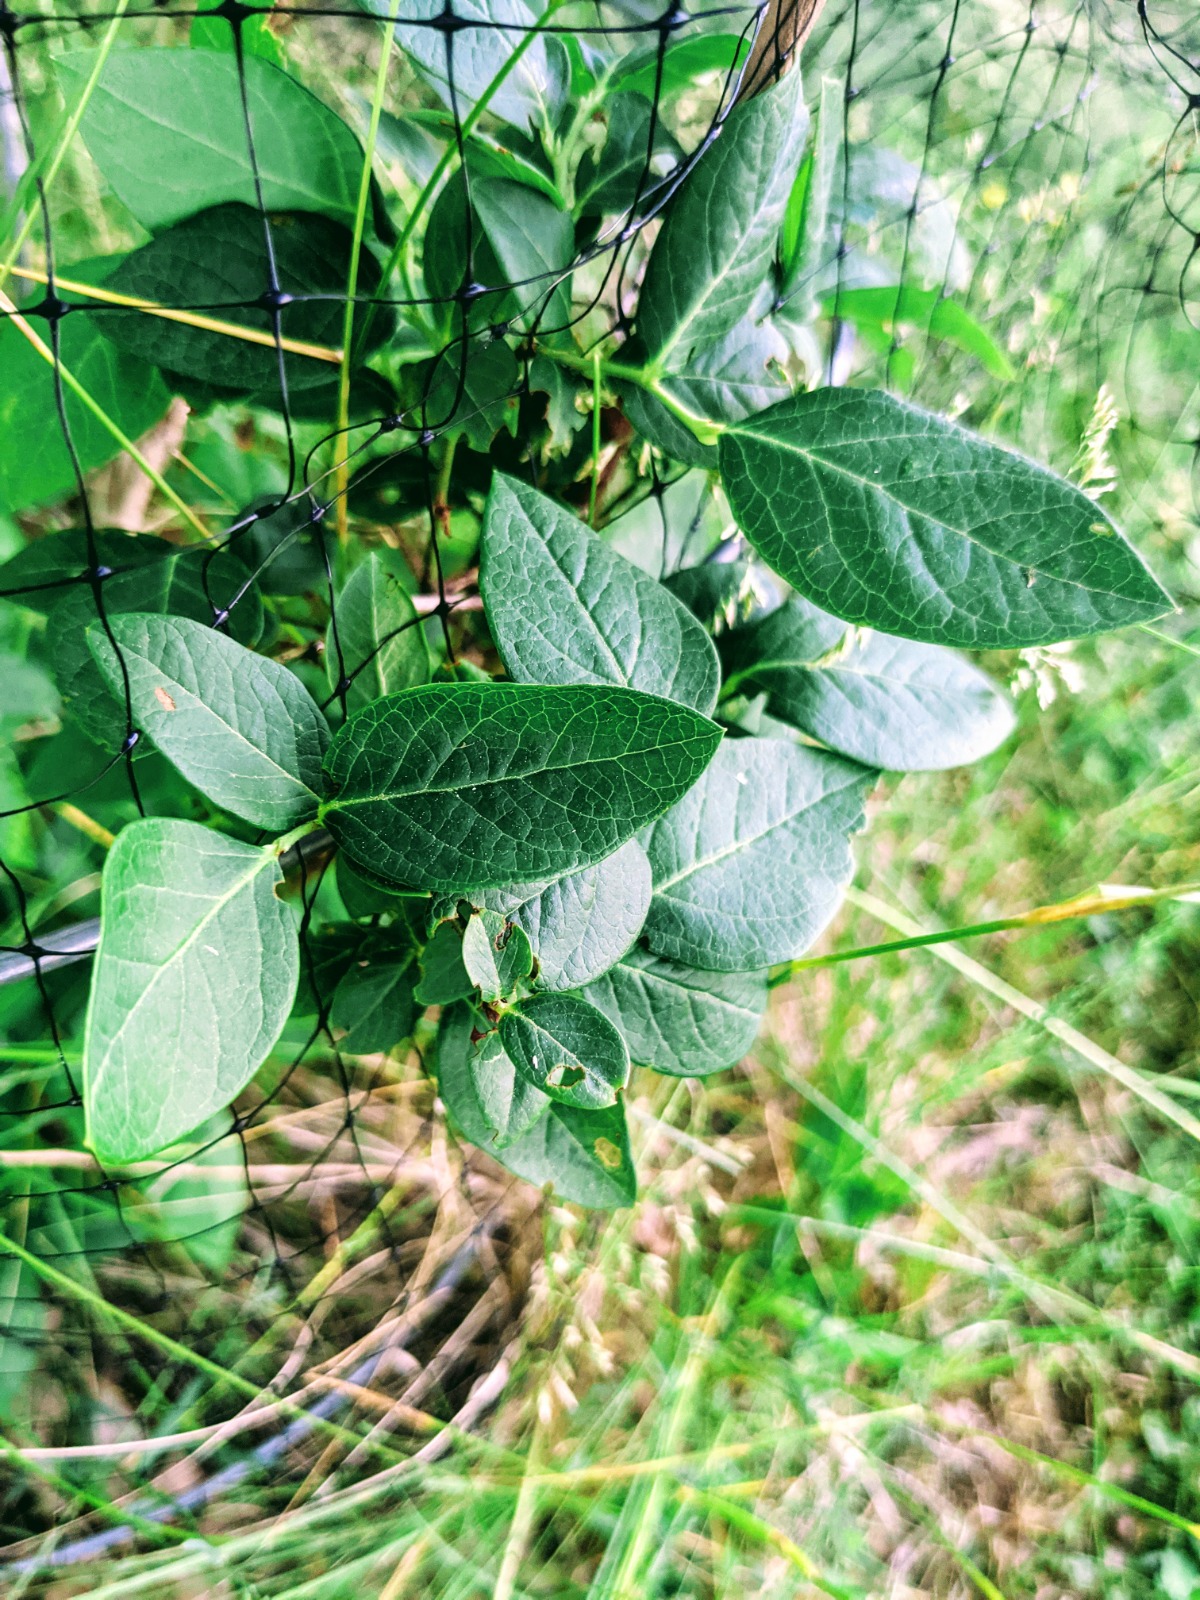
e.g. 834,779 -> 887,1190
770,878 -> 1200,985
333,0 -> 402,544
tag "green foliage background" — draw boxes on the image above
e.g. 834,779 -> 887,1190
0,1 -> 1198,1595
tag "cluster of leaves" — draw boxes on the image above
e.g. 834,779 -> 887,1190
1,14 -> 1173,1208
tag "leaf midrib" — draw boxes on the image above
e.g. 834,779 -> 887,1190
87,844 -> 278,1096
326,727 -> 713,810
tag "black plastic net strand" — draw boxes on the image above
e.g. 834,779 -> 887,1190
0,0 -> 1197,1575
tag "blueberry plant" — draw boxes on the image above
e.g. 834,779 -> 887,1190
1,13 -> 1172,1210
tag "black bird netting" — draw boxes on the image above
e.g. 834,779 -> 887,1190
1,0 -> 1199,1589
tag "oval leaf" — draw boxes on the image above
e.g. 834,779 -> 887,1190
89,614 -> 329,830
321,681 -> 722,892
83,819 -> 298,1164
642,738 -> 873,971
585,950 -> 768,1077
723,595 -> 1016,771
480,474 -> 720,713
499,992 -> 630,1110
446,1019 -> 552,1151
719,388 -> 1173,649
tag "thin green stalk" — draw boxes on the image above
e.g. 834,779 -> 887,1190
845,885 -> 1200,1149
1139,622 -> 1200,660
770,878 -> 1200,986
588,345 -> 602,527
599,1264 -> 741,1599
676,1487 -> 856,1600
333,0 -> 402,543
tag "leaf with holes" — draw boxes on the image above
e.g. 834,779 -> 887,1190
461,910 -> 533,1002
722,596 -> 1017,771
585,950 -> 768,1077
321,681 -> 722,892
448,1018 -> 552,1149
438,1007 -> 635,1206
327,549 -> 431,713
480,839 -> 652,992
480,474 -> 719,713
499,991 -> 629,1109
89,614 -> 328,829
641,738 -> 873,971
83,819 -> 298,1163
719,388 -> 1173,648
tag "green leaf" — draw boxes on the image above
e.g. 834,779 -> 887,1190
480,474 -> 720,714
638,71 -> 809,373
330,948 -> 416,1054
321,681 -> 722,892
191,2 -> 284,63
327,549 -> 431,713
609,35 -> 748,100
0,271 -> 169,515
719,388 -> 1173,649
419,339 -> 520,451
437,1006 -> 634,1206
461,910 -> 533,1002
49,540 -> 263,750
480,838 -> 651,991
641,738 -> 872,971
722,596 -> 1017,771
83,819 -> 298,1163
414,920 -> 473,1006
602,470 -> 727,580
499,992 -> 629,1109
585,950 -> 767,1077
778,74 -> 840,318
58,48 -> 366,230
103,204 -> 385,395
0,527 -> 158,613
424,172 -> 573,334
820,286 -> 1016,381
376,0 -> 561,136
88,614 -> 330,829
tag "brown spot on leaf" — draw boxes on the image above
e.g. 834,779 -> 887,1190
153,686 -> 177,711
593,1137 -> 622,1170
